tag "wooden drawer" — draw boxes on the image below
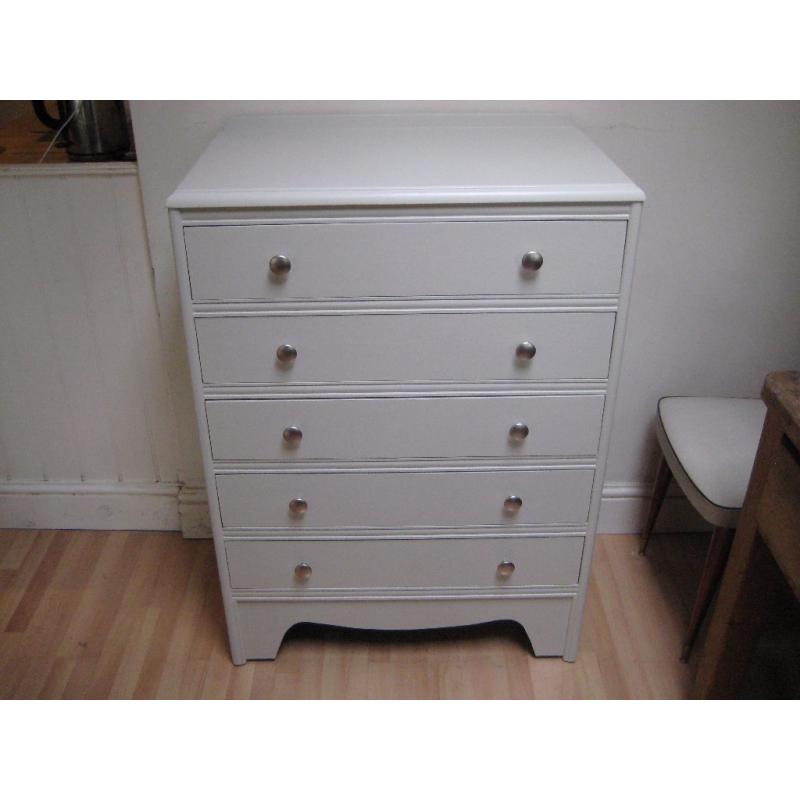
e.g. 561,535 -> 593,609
215,467 -> 594,530
225,534 -> 585,590
206,394 -> 605,462
195,310 -> 615,385
184,219 -> 627,302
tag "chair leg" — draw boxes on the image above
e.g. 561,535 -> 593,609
680,526 -> 735,662
639,452 -> 672,554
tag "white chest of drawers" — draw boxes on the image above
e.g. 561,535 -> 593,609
168,113 -> 644,664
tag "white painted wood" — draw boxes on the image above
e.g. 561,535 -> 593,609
168,111 -> 643,663
195,310 -> 616,385
0,163 -> 138,178
185,219 -> 626,301
225,534 -> 584,591
235,593 -> 575,659
206,394 -> 605,462
215,467 -> 594,531
0,481 -> 180,530
0,170 -> 179,497
168,113 -> 644,208
171,207 -> 246,663
177,484 -> 213,538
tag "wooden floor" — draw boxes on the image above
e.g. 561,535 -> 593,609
0,529 -> 713,699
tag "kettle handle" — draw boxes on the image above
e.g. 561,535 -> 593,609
32,101 -> 63,130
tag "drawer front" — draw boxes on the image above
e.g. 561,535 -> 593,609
185,220 -> 627,301
225,535 -> 585,590
195,311 -> 615,385
206,394 -> 605,461
215,468 -> 594,530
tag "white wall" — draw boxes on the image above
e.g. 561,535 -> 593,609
0,164 -> 183,530
131,101 -> 800,532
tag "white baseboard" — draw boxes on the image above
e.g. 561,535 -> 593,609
598,482 -> 710,534
177,485 -> 212,539
0,481 -> 181,532
0,480 -> 706,539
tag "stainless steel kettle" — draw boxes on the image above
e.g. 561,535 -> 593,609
32,100 -> 131,162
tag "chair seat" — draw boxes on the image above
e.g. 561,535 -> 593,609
656,396 -> 766,528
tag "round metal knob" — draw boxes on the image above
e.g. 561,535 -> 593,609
282,426 -> 303,446
521,251 -> 544,273
269,254 -> 292,276
503,495 -> 523,514
515,341 -> 537,361
288,498 -> 308,517
509,422 -> 530,442
276,344 -> 298,364
294,562 -> 312,581
497,560 -> 516,578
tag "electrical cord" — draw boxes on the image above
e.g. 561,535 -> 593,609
38,101 -> 81,163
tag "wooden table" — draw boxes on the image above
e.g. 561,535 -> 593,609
693,371 -> 800,698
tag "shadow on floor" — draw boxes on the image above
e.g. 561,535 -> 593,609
281,618 -> 535,654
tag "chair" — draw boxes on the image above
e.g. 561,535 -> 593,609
639,396 -> 766,661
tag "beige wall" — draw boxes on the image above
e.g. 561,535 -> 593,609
130,101 -> 800,526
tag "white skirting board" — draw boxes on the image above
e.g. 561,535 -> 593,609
0,481 -> 205,537
598,482 -> 710,534
0,480 -> 707,537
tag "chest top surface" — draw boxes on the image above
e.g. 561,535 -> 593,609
168,112 -> 644,209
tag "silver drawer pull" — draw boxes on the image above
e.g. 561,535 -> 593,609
288,498 -> 308,517
509,422 -> 530,442
269,254 -> 292,276
276,344 -> 298,364
521,250 -> 544,273
497,560 -> 516,578
503,495 -> 523,514
282,426 -> 303,445
294,562 -> 312,580
515,341 -> 536,361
